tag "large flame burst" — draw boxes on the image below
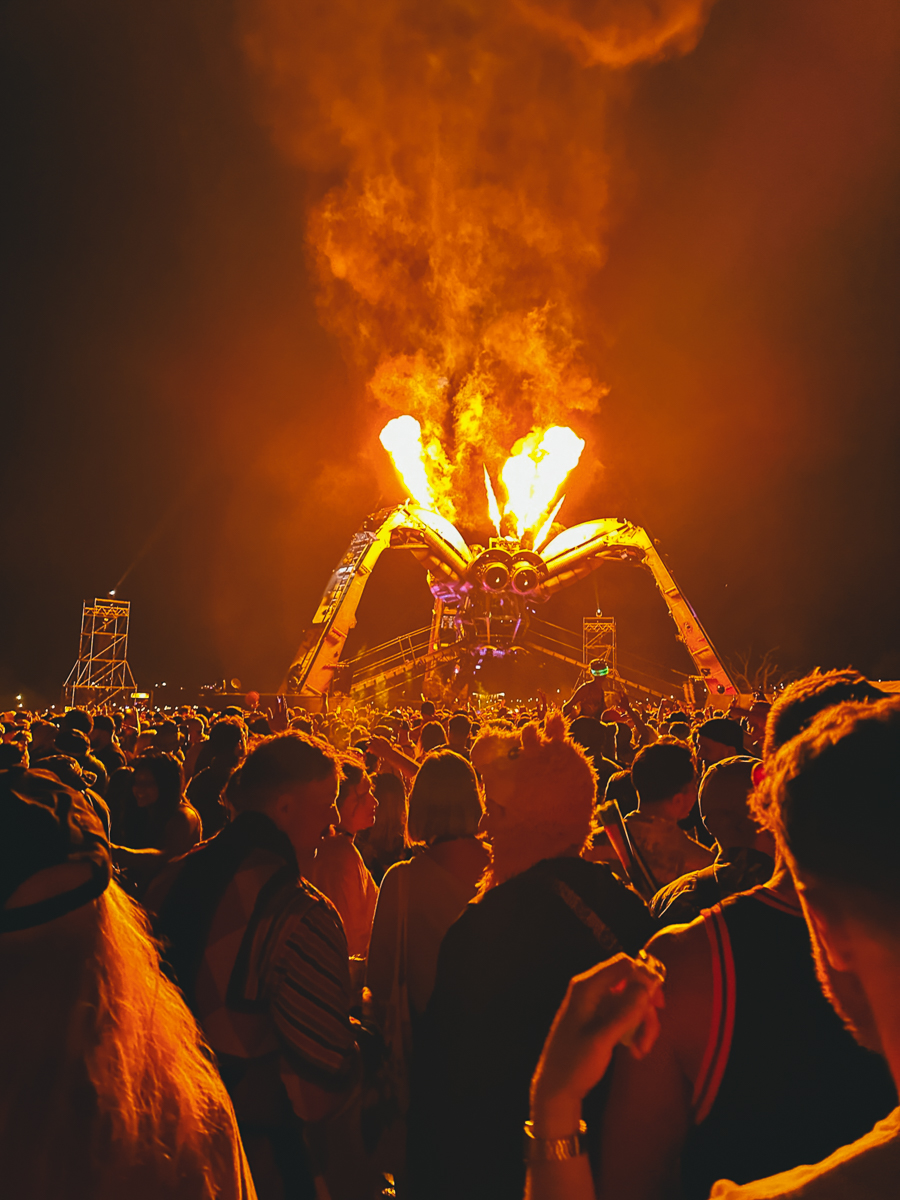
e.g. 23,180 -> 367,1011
498,426 -> 584,539
379,415 -> 436,511
381,415 -> 584,541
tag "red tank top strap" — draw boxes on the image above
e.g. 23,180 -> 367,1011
747,885 -> 803,916
692,905 -> 736,1124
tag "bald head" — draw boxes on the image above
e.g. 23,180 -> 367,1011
699,756 -> 761,850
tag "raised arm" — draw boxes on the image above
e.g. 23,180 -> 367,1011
619,692 -> 658,750
368,734 -> 419,780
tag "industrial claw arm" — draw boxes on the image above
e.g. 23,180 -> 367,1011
282,505 -> 468,696
537,518 -> 737,699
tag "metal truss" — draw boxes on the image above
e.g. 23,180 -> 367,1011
63,597 -> 137,707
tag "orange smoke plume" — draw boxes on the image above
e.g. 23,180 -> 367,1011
240,0 -> 717,523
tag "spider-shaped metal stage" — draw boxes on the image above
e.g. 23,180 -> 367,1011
282,504 -> 737,708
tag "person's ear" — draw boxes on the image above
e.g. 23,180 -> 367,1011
270,789 -> 292,824
677,784 -> 697,820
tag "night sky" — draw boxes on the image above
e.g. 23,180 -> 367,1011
3,0 -> 900,706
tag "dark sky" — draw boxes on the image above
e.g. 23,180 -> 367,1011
2,0 -> 900,705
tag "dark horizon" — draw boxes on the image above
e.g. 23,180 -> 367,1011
3,0 -> 900,708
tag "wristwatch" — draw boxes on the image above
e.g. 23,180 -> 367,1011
523,1118 -> 588,1163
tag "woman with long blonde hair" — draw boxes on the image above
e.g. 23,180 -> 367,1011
0,766 -> 254,1199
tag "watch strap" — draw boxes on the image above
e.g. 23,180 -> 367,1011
523,1118 -> 588,1163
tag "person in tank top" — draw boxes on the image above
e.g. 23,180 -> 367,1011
596,676 -> 899,1200
523,669 -> 900,1200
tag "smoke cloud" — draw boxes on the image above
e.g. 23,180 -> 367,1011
239,0 -> 715,522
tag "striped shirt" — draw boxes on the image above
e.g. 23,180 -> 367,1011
151,817 -> 357,1096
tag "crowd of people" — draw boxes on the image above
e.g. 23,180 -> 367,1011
1,668 -> 898,1198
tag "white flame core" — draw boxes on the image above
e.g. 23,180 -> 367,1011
500,426 -> 585,539
379,415 -> 435,511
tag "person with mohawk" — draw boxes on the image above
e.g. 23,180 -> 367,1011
408,711 -> 654,1200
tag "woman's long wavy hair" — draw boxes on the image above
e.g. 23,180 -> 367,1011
0,881 -> 246,1199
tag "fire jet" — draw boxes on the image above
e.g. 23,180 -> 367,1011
283,418 -> 737,706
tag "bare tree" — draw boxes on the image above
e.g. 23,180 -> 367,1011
727,647 -> 797,697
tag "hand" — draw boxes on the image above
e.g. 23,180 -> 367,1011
367,735 -> 394,759
269,695 -> 289,733
530,953 -> 665,1134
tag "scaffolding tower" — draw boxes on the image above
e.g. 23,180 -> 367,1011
582,615 -> 617,681
63,597 -> 137,707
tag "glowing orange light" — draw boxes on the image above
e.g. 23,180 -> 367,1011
500,426 -> 584,539
379,415 -> 436,511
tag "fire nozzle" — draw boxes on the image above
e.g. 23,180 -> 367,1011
469,547 -> 546,595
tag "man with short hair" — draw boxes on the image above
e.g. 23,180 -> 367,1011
149,732 -> 360,1200
762,667 -> 884,758
447,712 -> 472,759
650,757 -> 775,925
525,701 -> 900,1200
416,713 -> 656,1200
625,742 -> 715,890
54,726 -> 109,796
697,718 -> 746,768
596,671 -> 897,1200
186,717 -> 246,835
181,713 -> 208,779
89,713 -> 126,777
708,697 -> 900,1196
154,719 -> 183,759
60,707 -> 93,736
28,719 -> 59,762
409,699 -> 436,745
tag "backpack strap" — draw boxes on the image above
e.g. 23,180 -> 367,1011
551,877 -> 623,957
